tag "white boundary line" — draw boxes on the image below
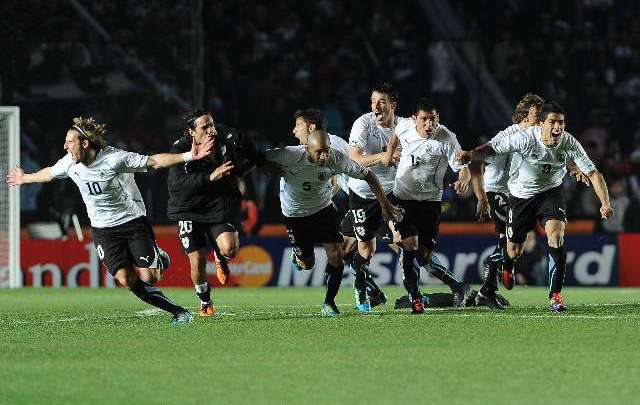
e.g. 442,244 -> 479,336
1,301 -> 638,325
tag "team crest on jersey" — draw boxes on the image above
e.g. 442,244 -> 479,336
318,172 -> 329,181
557,153 -> 565,161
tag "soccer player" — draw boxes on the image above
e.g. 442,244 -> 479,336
469,93 -> 545,309
345,83 -> 470,311
167,108 -> 263,317
7,117 -> 214,325
291,108 -> 388,310
457,102 -> 614,312
265,129 -> 398,316
384,98 -> 471,314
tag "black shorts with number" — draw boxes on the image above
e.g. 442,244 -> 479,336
92,216 -> 162,276
392,196 -> 441,250
507,186 -> 567,244
340,191 -> 394,244
487,191 -> 509,235
177,218 -> 241,254
284,205 -> 343,260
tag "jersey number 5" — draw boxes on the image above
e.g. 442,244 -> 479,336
303,182 -> 312,191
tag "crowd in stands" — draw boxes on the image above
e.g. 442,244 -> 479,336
3,0 -> 639,232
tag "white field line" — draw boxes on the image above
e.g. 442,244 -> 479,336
1,302 -> 638,325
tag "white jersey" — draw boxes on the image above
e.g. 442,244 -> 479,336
483,124 -> 520,195
347,112 -> 397,198
50,146 -> 149,228
266,146 -> 369,217
490,126 -> 596,199
329,134 -> 350,193
394,120 -> 465,201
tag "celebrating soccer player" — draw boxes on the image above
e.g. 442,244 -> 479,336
265,129 -> 398,316
7,116 -> 214,325
167,108 -> 263,317
457,102 -> 614,312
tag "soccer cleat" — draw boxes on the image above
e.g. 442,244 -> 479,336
549,292 -> 566,313
199,302 -> 215,317
501,263 -> 515,290
452,282 -> 472,307
411,297 -> 425,314
495,293 -> 510,307
171,309 -> 194,326
321,302 -> 340,317
354,287 -> 371,313
214,250 -> 231,285
475,292 -> 505,310
158,247 -> 171,273
368,289 -> 387,308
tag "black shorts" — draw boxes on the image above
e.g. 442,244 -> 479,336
340,191 -> 394,244
92,216 -> 162,276
332,189 -> 350,222
507,186 -> 567,244
392,196 -> 441,250
284,205 -> 343,260
177,219 -> 240,254
487,191 -> 509,235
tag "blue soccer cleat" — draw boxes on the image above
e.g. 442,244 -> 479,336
171,309 -> 194,326
354,287 -> 371,313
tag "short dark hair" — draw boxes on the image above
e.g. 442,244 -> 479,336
293,109 -> 327,130
182,107 -> 212,134
512,93 -> 545,124
372,82 -> 398,104
414,97 -> 438,115
538,101 -> 566,122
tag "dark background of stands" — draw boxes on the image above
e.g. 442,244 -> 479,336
2,0 -> 639,234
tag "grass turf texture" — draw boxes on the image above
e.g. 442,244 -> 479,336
1,286 -> 639,405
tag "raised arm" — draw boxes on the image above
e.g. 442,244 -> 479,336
7,166 -> 54,186
381,133 -> 400,167
587,170 -> 613,219
348,146 -> 386,167
147,137 -> 214,170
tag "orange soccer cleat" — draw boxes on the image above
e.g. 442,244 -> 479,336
214,250 -> 231,285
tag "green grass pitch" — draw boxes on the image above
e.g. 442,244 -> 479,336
1,286 -> 639,405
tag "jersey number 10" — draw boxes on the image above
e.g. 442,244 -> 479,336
85,182 -> 103,195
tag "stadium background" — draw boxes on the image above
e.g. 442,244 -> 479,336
2,0 -> 640,289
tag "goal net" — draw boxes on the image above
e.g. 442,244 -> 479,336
0,107 -> 20,288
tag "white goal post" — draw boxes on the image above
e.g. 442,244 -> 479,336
0,107 -> 20,288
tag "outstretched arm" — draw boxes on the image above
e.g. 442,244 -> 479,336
147,137 -> 214,170
7,166 -> 54,186
456,143 -> 497,165
587,170 -> 614,219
